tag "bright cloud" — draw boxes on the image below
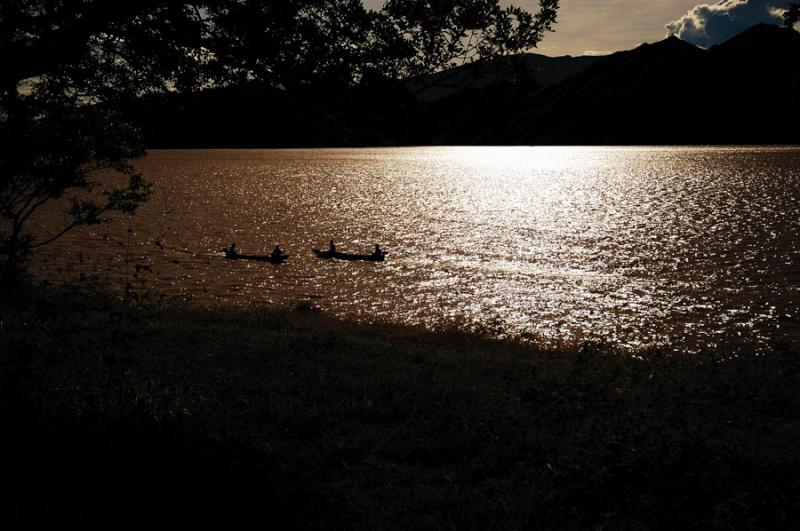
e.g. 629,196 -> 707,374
665,0 -> 790,48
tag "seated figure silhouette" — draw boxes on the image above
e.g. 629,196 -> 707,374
271,244 -> 283,258
329,240 -> 336,253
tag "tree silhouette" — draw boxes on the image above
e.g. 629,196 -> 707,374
382,0 -> 559,76
205,0 -> 560,91
207,0 -> 379,90
0,1 -> 213,278
1,0 -> 560,278
784,2 -> 800,29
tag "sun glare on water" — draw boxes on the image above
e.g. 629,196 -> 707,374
30,146 -> 800,353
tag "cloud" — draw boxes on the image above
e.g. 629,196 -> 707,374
582,50 -> 612,56
665,0 -> 790,47
665,0 -> 789,48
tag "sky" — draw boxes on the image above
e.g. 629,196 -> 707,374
362,1 -> 793,56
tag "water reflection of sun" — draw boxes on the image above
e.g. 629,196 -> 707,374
29,146 -> 800,352
445,146 -> 587,172
436,147 -> 615,238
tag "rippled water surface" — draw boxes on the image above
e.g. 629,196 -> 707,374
31,147 -> 800,352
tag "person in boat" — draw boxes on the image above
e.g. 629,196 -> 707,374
329,240 -> 336,253
373,244 -> 383,257
271,244 -> 283,258
226,242 -> 238,257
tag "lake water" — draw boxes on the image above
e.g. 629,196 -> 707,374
30,147 -> 800,353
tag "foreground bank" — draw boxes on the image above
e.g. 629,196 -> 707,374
2,285 -> 799,529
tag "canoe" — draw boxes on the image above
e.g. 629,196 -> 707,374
313,248 -> 387,262
225,251 -> 288,263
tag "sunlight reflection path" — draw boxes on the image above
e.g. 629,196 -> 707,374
31,146 -> 800,353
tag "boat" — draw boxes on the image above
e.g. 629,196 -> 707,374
224,248 -> 288,263
312,248 -> 387,262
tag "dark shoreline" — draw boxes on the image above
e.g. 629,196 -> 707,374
141,144 -> 800,151
2,284 -> 799,529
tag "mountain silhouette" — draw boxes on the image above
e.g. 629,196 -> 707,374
406,53 -> 601,103
139,52 -> 599,149
481,24 -> 800,145
140,24 -> 800,148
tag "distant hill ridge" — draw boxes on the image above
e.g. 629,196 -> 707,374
406,52 -> 602,103
141,24 -> 800,147
479,24 -> 800,145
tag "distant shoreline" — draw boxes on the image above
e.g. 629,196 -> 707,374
141,144 -> 800,151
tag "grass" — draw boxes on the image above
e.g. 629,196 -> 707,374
2,282 -> 799,529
